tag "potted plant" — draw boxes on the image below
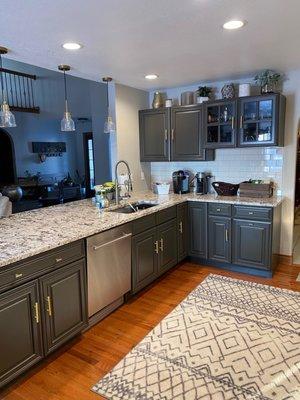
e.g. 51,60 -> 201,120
254,70 -> 281,94
196,86 -> 212,103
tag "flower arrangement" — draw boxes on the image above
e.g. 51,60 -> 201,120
197,86 -> 212,98
254,70 -> 281,93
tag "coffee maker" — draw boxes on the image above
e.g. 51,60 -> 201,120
195,172 -> 208,195
172,170 -> 190,194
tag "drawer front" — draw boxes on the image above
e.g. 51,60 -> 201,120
132,214 -> 156,235
156,206 -> 177,225
208,203 -> 232,216
233,206 -> 272,221
0,240 -> 85,292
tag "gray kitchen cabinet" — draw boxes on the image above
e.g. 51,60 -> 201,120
139,108 -> 170,161
177,203 -> 188,262
40,260 -> 87,355
157,219 -> 178,276
238,94 -> 286,147
0,281 -> 43,388
171,106 -> 214,161
208,216 -> 231,263
132,227 -> 158,294
233,219 -> 271,269
188,202 -> 207,258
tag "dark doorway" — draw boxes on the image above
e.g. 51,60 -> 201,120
0,128 -> 16,186
83,132 -> 95,197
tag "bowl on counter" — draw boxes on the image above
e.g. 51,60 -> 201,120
212,181 -> 239,196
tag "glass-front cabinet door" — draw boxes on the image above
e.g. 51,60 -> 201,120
204,100 -> 237,148
238,94 -> 279,146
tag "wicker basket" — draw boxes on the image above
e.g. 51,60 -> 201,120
212,182 -> 239,196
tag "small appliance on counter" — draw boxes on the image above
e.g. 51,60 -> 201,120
195,172 -> 215,195
172,170 -> 190,194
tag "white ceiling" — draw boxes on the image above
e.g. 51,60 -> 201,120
1,0 -> 300,90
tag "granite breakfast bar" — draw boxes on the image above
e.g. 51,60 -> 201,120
0,191 -> 283,388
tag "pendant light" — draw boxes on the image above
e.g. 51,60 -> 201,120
102,77 -> 115,134
0,47 -> 16,128
58,64 -> 75,132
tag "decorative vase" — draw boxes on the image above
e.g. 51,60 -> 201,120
221,83 -> 235,99
181,91 -> 194,106
238,83 -> 251,97
152,92 -> 164,109
196,96 -> 209,104
261,83 -> 276,94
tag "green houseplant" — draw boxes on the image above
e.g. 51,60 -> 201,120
254,70 -> 281,94
197,86 -> 212,103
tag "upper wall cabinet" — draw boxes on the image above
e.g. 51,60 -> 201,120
203,99 -> 237,148
139,106 -> 214,162
238,94 -> 286,147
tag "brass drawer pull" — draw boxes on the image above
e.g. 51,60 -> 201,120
46,296 -> 52,317
154,241 -> 159,254
55,257 -> 63,263
248,212 -> 254,215
15,273 -> 23,279
164,129 -> 168,141
34,302 -> 40,324
231,116 -> 235,130
171,129 -> 175,140
240,115 -> 244,128
160,238 -> 164,252
179,221 -> 183,234
225,229 -> 229,242
216,208 -> 221,212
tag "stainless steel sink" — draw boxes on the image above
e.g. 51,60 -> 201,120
110,200 -> 158,214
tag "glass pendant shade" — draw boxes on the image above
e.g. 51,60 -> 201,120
0,101 -> 16,128
61,110 -> 75,132
104,115 -> 115,134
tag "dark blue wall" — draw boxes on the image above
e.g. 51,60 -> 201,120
2,58 -> 111,185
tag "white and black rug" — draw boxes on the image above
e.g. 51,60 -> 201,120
92,274 -> 300,399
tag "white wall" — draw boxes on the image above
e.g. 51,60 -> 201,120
114,84 -> 150,191
149,72 -> 299,256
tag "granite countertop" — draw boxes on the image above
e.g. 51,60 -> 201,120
0,191 -> 283,268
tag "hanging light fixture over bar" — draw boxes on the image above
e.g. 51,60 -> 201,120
0,46 -> 16,128
58,64 -> 75,132
102,77 -> 115,134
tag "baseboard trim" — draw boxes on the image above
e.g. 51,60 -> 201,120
278,254 -> 293,265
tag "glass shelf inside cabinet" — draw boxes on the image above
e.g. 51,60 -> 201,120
220,125 -> 233,143
207,125 -> 218,143
243,101 -> 257,121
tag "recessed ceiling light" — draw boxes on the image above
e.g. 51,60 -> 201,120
223,20 -> 245,30
62,42 -> 82,50
145,74 -> 159,80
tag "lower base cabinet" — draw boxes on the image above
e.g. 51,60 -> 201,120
188,202 -> 207,258
131,217 -> 178,294
0,281 -> 43,388
177,203 -> 188,262
40,260 -> 87,355
208,216 -> 231,263
233,219 -> 271,269
0,257 -> 87,389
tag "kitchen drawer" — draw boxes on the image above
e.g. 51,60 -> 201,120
0,240 -> 85,293
233,206 -> 272,221
156,206 -> 177,225
208,203 -> 232,217
132,214 -> 156,235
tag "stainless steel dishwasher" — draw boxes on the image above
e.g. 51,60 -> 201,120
87,224 -> 132,318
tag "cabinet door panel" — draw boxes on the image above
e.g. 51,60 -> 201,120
0,281 -> 43,388
139,109 -> 169,161
171,106 -> 206,160
40,260 -> 87,355
208,216 -> 231,263
233,219 -> 271,269
188,203 -> 207,258
177,203 -> 188,262
157,219 -> 177,276
132,227 -> 158,294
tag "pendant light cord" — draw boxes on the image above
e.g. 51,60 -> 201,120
0,53 -> 5,103
63,70 -> 68,113
106,80 -> 109,116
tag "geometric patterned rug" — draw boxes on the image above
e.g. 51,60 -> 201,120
92,274 -> 300,399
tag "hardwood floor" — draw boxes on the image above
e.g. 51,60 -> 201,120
1,261 -> 299,400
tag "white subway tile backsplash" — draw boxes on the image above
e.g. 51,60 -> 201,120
150,147 -> 283,194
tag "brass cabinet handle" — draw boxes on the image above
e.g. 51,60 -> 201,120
46,296 -> 52,317
248,211 -> 254,215
34,302 -> 40,324
231,116 -> 235,130
179,221 -> 183,234
216,208 -> 221,212
240,115 -> 243,128
15,273 -> 23,279
171,129 -> 174,140
160,238 -> 164,252
154,240 -> 159,254
225,229 -> 229,242
164,129 -> 168,141
55,257 -> 63,263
